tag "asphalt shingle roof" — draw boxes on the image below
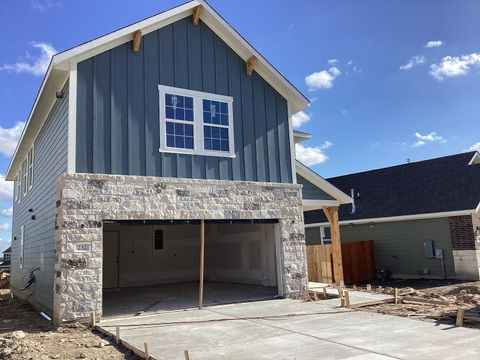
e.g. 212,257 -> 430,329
304,152 -> 480,224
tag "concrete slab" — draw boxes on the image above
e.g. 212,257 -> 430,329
98,299 -> 480,360
103,281 -> 277,318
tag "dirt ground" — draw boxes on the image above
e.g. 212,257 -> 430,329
0,273 -> 140,360
353,279 -> 480,327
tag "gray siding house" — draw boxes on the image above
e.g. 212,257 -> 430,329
305,152 -> 480,281
6,0 -> 350,323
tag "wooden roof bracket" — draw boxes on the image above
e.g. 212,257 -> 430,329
246,56 -> 257,76
192,5 -> 202,26
132,30 -> 142,53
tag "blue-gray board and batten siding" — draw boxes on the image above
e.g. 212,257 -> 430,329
76,17 -> 293,183
297,174 -> 335,201
11,82 -> 69,314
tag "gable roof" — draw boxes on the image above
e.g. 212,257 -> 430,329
2,247 -> 11,254
304,152 -> 480,224
6,0 -> 309,180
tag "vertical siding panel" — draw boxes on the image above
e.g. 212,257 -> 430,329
110,45 -> 129,174
227,48 -> 244,180
76,58 -> 93,173
253,73 -> 267,182
144,31 -> 161,176
240,65 -> 257,181
265,84 -> 280,182
201,23 -> 219,179
128,46 -> 146,175
159,24 -> 177,177
174,18 -> 192,179
276,94 -> 291,182
93,51 -> 111,174
187,19 -> 206,179
215,35 -> 232,180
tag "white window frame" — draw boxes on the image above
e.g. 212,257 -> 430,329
21,159 -> 28,198
27,147 -> 34,191
19,225 -> 24,269
158,85 -> 235,158
15,174 -> 20,202
320,226 -> 332,245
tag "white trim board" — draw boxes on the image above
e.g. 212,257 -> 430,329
6,0 -> 309,180
305,209 -> 477,228
296,160 -> 352,204
469,152 -> 480,166
303,199 -> 340,211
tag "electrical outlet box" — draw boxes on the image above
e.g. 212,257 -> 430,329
423,240 -> 435,258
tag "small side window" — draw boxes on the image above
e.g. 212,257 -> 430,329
154,229 -> 164,250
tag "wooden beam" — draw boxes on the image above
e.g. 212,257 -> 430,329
322,206 -> 344,286
132,30 -> 142,53
199,219 -> 205,309
246,56 -> 257,76
192,5 -> 202,26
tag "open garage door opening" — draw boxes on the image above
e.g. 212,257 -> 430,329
102,219 -> 281,319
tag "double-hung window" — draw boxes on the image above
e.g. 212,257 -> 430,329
27,147 -> 34,190
159,85 -> 235,157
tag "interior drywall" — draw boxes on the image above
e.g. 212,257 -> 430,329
102,222 -> 277,288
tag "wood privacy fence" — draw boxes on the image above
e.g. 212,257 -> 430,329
306,240 -> 376,284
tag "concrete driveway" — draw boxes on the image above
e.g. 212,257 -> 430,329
98,299 -> 480,359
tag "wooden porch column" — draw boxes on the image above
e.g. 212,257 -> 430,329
199,219 -> 205,309
322,206 -> 344,286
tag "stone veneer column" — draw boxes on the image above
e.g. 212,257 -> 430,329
449,215 -> 480,280
53,173 -> 307,323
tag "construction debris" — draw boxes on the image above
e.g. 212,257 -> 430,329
357,280 -> 480,328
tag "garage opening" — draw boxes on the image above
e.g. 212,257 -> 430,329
102,220 -> 280,318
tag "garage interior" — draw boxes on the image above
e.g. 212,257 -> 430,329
102,220 -> 280,318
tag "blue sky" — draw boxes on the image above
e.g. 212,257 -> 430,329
0,0 -> 479,251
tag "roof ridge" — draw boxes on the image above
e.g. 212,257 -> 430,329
328,151 -> 477,180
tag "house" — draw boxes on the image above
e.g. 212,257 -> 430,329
5,0 -> 350,323
0,247 -> 11,272
304,151 -> 480,281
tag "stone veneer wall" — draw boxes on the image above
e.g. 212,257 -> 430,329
53,173 -> 307,323
450,214 -> 480,281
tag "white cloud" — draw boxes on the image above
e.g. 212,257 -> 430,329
400,55 -> 425,70
346,60 -> 362,73
412,132 -> 447,147
305,67 -> 341,90
0,174 -> 14,202
295,141 -> 332,166
430,53 -> 480,80
340,109 -> 347,115
30,0 -> 62,11
0,207 -> 12,217
0,223 -> 10,231
1,42 -> 56,77
327,59 -> 338,65
469,142 -> 480,152
0,121 -> 25,157
291,111 -> 311,128
425,40 -> 443,48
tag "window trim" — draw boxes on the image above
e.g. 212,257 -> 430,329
19,225 -> 24,269
320,226 -> 331,245
27,147 -> 34,191
158,85 -> 235,158
14,174 -> 19,202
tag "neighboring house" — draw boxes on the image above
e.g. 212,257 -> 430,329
305,152 -> 480,281
5,0 -> 349,323
0,247 -> 11,272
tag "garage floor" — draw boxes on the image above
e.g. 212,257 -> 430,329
99,298 -> 480,360
102,281 -> 278,318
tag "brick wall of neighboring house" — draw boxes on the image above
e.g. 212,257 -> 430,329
449,215 -> 476,250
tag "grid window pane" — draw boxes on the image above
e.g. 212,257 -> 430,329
166,121 -> 194,149
203,125 -> 229,152
165,93 -> 194,122
203,98 -> 229,126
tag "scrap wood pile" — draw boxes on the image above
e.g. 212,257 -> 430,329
360,282 -> 480,327
0,272 -> 9,289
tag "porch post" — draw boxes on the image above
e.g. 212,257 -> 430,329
322,206 -> 344,286
199,219 -> 205,309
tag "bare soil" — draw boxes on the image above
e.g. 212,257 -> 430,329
0,273 -> 140,360
354,279 -> 480,327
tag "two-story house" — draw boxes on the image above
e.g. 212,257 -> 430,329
6,0 -> 350,324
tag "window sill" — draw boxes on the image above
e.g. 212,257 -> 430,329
159,147 -> 236,159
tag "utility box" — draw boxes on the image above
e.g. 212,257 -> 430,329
423,240 -> 435,258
